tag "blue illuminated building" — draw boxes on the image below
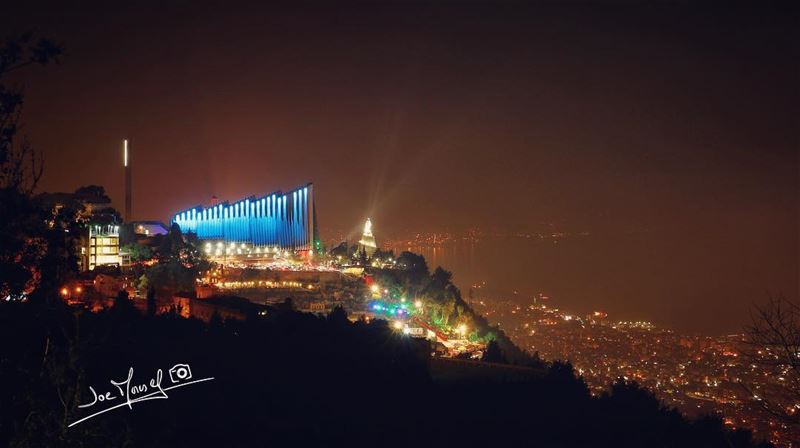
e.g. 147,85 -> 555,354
172,183 -> 318,253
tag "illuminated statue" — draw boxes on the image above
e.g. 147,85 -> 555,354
363,218 -> 373,237
358,218 -> 377,256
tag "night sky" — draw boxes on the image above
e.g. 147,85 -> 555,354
4,2 -> 798,333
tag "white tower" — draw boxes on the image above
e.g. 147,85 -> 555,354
358,218 -> 377,256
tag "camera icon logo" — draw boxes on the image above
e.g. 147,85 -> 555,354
168,364 -> 192,383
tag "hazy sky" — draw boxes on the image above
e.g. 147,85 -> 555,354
5,2 -> 798,332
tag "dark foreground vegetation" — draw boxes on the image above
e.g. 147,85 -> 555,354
0,299 -> 771,448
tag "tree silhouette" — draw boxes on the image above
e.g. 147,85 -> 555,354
482,340 -> 508,364
745,295 -> 800,428
0,34 -> 62,301
146,286 -> 156,316
329,241 -> 349,260
139,224 -> 209,293
1,33 -> 62,193
0,294 -> 774,447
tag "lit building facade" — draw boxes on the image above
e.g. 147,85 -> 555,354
130,221 -> 169,236
172,183 -> 318,255
37,189 -> 121,272
88,224 -> 121,270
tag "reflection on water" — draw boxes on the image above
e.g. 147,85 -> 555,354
383,228 -> 774,335
386,236 -> 565,301
384,233 -> 681,332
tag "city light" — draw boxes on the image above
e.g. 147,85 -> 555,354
370,301 -> 408,317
